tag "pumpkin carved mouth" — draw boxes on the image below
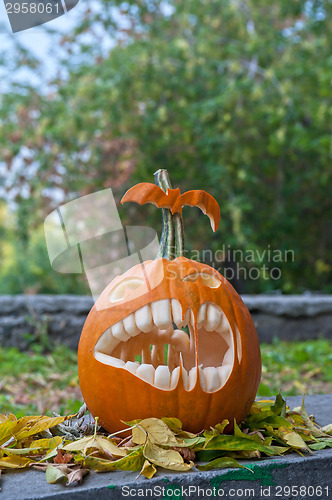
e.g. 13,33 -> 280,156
94,299 -> 235,393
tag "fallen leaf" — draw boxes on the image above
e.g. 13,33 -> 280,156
197,456 -> 250,471
84,446 -> 144,472
143,440 -> 194,472
15,415 -> 76,441
1,436 -> 62,456
0,455 -> 34,469
132,418 -> 183,447
64,435 -> 126,457
54,448 -> 73,464
139,459 -> 157,479
321,424 -> 332,435
66,467 -> 89,486
45,464 -> 68,484
172,446 -> 195,462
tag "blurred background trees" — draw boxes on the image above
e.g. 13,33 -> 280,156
0,0 -> 331,294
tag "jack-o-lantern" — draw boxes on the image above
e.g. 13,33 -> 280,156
78,170 -> 261,433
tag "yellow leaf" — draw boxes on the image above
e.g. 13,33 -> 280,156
0,421 -> 17,446
132,418 -> 182,447
321,424 -> 332,435
84,447 -> 144,472
14,414 -> 76,441
140,459 -> 157,479
143,440 -> 194,472
0,455 -> 34,469
162,417 -> 197,439
64,435 -> 126,457
1,436 -> 62,456
283,431 -> 309,450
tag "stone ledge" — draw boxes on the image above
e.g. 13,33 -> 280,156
0,295 -> 332,350
242,295 -> 332,317
2,395 -> 332,500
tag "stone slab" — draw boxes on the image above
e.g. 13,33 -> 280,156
1,295 -> 332,349
1,395 -> 332,500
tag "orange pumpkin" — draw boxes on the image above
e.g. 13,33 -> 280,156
78,170 -> 261,433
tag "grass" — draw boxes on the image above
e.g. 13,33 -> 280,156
0,339 -> 331,418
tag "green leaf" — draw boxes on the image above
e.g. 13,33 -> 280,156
84,447 -> 144,472
45,465 -> 68,484
197,457 -> 251,472
204,434 -> 286,456
271,393 -> 287,417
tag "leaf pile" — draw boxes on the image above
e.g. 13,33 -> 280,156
0,394 -> 332,486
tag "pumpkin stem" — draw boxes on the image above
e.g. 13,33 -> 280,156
154,169 -> 174,260
154,169 -> 185,259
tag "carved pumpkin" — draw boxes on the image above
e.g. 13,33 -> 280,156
78,170 -> 261,433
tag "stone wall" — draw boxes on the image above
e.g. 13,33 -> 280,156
0,294 -> 331,350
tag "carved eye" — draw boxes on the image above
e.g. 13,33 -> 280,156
109,277 -> 145,303
183,272 -> 220,288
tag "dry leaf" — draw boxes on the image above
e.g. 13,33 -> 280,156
84,446 -> 144,472
54,449 -> 73,464
132,418 -> 183,447
139,459 -> 157,479
143,440 -> 194,472
66,467 -> 89,486
64,435 -> 126,457
172,446 -> 195,462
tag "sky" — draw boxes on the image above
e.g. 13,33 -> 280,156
0,0 -> 84,75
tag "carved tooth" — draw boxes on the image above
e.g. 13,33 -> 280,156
135,305 -> 154,333
124,361 -> 140,373
170,366 -> 180,389
199,366 -> 206,391
217,365 -> 232,386
154,365 -> 170,389
197,303 -> 207,329
111,321 -> 131,341
94,351 -> 125,367
136,364 -> 155,384
206,304 -> 222,331
171,329 -> 190,352
188,367 -> 197,391
223,348 -> 233,365
171,299 -> 183,328
216,313 -> 230,333
151,299 -> 172,330
95,328 -> 120,355
183,309 -> 194,328
123,313 -> 140,337
203,367 -> 220,392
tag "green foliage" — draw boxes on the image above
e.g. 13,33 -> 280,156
258,339 -> 332,396
0,345 -> 81,418
1,1 -> 332,292
0,203 -> 88,294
